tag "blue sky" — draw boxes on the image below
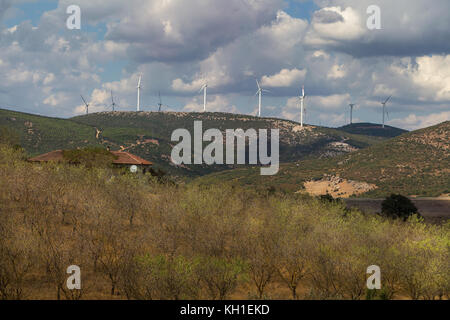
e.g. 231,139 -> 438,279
0,0 -> 449,130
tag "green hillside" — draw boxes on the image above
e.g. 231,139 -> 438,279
338,122 -> 408,138
1,108 -> 405,180
194,121 -> 450,198
70,111 -> 388,178
0,108 -> 100,155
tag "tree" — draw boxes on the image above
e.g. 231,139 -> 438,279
123,254 -> 200,300
381,194 -> 420,221
197,257 -> 245,300
0,127 -> 20,148
62,147 -> 117,169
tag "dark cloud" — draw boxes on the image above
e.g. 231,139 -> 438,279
0,0 -> 13,24
102,0 -> 285,63
308,0 -> 450,57
313,9 -> 344,24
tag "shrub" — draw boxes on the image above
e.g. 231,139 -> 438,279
62,147 -> 117,168
381,194 -> 421,221
0,127 -> 20,148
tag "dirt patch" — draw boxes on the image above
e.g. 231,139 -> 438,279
303,175 -> 377,198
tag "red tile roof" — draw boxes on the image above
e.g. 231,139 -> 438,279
28,150 -> 152,166
28,150 -> 64,162
110,151 -> 152,165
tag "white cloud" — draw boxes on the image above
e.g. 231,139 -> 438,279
43,93 -> 69,107
261,68 -> 307,87
389,111 -> 450,130
310,93 -> 351,110
305,0 -> 450,57
318,112 -> 346,126
397,55 -> 450,102
328,64 -> 346,79
99,0 -> 284,62
183,95 -> 237,113
305,6 -> 365,45
373,84 -> 396,96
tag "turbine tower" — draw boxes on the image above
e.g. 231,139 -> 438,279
381,96 -> 391,128
111,90 -> 117,112
255,80 -> 269,117
157,91 -> 171,112
199,82 -> 208,112
158,91 -> 163,112
80,95 -> 89,115
349,103 -> 355,125
137,74 -> 142,112
300,85 -> 306,127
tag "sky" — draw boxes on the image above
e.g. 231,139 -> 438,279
0,0 -> 449,130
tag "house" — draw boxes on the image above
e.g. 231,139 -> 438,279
28,149 -> 153,173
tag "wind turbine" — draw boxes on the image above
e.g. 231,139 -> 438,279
255,79 -> 270,117
349,103 -> 356,125
111,90 -> 117,112
199,82 -> 208,112
381,96 -> 391,128
80,95 -> 89,115
137,74 -> 142,112
157,91 -> 171,112
158,92 -> 163,112
299,85 -> 306,127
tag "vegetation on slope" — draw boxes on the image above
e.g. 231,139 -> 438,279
338,123 -> 408,138
0,144 -> 449,300
1,109 -> 403,179
0,108 -> 100,155
70,111 -> 388,177
194,121 -> 450,198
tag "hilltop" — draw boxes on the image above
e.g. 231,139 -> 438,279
194,121 -> 450,198
338,122 -> 408,138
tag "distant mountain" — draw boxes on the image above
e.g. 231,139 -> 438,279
194,121 -> 450,198
338,123 -> 407,138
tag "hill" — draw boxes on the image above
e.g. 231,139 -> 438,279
0,108 -> 100,155
338,123 -> 408,138
194,121 -> 450,198
1,108 -> 399,179
70,111 -> 388,177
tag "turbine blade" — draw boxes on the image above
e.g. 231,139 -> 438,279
80,95 -> 88,106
